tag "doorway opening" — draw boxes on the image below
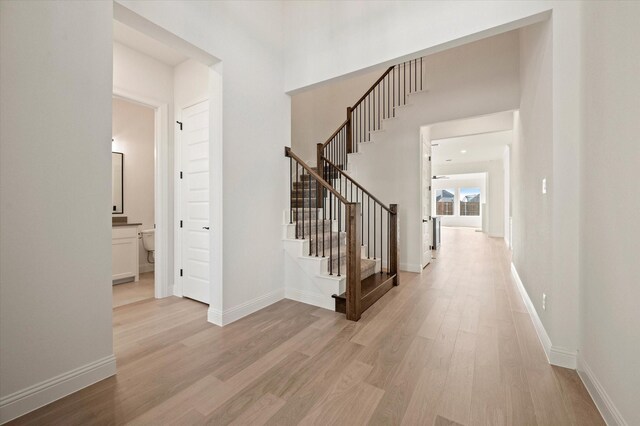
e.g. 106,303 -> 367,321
110,4 -> 223,321
421,111 -> 515,266
111,96 -> 156,307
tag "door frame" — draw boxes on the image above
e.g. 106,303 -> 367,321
112,88 -> 171,298
173,97 -> 209,299
419,127 -> 432,269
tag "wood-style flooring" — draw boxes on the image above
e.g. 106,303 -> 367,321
112,272 -> 155,308
10,228 -> 603,425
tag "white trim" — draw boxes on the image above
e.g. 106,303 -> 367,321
285,288 -> 334,311
400,263 -> 423,273
207,288 -> 284,327
112,88 -> 171,300
577,356 -> 628,426
0,355 -> 116,424
173,105 -> 183,298
208,64 -> 224,321
510,263 -> 576,369
549,346 -> 577,369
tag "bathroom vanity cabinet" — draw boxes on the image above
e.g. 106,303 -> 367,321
112,224 -> 140,283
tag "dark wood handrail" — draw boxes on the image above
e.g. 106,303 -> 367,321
352,65 -> 395,110
321,119 -> 349,148
321,155 -> 394,214
285,147 -> 350,205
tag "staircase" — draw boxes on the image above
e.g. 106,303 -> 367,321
284,58 -> 425,320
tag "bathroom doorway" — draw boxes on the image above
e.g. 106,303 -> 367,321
111,96 -> 157,307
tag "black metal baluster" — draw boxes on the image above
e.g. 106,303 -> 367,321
368,93 -> 370,141
414,59 -> 417,93
380,204 -> 383,273
302,163 -> 305,240
367,195 -> 370,259
329,192 -> 333,275
337,201 -> 341,277
358,189 -> 363,246
315,180 -> 318,256
322,163 -> 326,257
289,157 -> 293,225
393,66 -> 396,117
295,162 -> 299,238
382,77 -> 385,120
377,83 -> 381,129
373,200 -> 376,259
309,173 -> 312,256
421,56 -> 423,91
388,212 -> 390,273
404,62 -> 407,105
409,59 -> 412,93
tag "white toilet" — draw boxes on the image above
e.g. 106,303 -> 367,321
141,229 -> 155,259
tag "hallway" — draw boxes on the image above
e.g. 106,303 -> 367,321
10,229 -> 602,425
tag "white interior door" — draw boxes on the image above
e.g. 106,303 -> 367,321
180,100 -> 210,304
422,136 -> 432,268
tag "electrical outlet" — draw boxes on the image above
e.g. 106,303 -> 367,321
542,178 -> 547,194
542,293 -> 547,311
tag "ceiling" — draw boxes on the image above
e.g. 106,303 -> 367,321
431,130 -> 512,165
113,20 -> 188,66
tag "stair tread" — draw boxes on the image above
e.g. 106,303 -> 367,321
322,257 -> 377,277
332,271 -> 395,300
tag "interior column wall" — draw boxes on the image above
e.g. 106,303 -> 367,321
0,1 -> 115,421
580,2 -> 640,424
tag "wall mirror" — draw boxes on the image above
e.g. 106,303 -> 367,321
112,152 -> 123,214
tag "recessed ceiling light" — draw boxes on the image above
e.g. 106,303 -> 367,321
461,149 -> 467,154
446,159 -> 452,162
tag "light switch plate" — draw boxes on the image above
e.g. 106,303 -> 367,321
542,178 -> 547,194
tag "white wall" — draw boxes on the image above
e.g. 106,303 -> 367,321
580,2 -> 640,424
284,1 -> 552,92
174,59 -> 209,110
503,146 -> 511,247
431,174 -> 486,229
112,98 -> 155,272
0,1 -> 115,422
433,161 -> 505,236
513,19 -> 555,350
115,1 -> 290,320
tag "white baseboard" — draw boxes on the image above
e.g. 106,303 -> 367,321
0,355 -> 116,424
207,288 -> 284,327
207,307 -> 223,326
139,264 -> 155,273
285,288 -> 334,311
577,356 -> 627,426
400,263 -> 422,273
510,263 -> 576,369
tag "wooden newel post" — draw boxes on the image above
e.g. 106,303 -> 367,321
389,204 -> 399,286
316,143 -> 324,208
346,107 -> 353,154
346,203 -> 362,321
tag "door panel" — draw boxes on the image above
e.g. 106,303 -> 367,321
181,100 -> 210,304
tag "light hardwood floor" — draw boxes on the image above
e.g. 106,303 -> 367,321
112,272 -> 155,308
10,228 -> 603,425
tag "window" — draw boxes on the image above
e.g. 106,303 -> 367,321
436,189 -> 455,215
459,187 -> 480,216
